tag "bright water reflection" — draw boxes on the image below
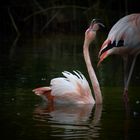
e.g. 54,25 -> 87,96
33,103 -> 102,139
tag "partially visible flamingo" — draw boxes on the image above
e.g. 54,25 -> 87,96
98,13 -> 140,100
33,19 -> 104,104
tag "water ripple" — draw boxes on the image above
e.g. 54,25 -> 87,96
33,103 -> 102,139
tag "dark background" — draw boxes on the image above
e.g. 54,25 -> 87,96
1,0 -> 139,39
0,1 -> 140,84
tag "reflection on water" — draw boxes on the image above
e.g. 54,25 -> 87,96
33,103 -> 102,139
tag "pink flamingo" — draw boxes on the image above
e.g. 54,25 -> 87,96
33,19 -> 104,105
98,13 -> 140,100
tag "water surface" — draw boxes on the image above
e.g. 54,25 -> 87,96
0,34 -> 140,140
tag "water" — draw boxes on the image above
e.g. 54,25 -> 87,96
0,34 -> 140,140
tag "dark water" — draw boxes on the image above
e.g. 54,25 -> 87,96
0,34 -> 140,140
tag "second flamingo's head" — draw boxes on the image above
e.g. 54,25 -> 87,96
97,39 -> 121,67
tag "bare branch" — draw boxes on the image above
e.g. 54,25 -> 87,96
8,8 -> 20,36
23,5 -> 87,22
33,0 -> 45,11
40,10 -> 60,33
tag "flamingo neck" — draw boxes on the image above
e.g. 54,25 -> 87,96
83,40 -> 102,104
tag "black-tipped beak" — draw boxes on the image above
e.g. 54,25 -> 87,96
90,19 -> 105,29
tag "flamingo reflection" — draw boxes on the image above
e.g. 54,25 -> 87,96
33,103 -> 102,139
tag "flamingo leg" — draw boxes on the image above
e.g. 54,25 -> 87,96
123,53 -> 139,102
123,56 -> 130,102
123,56 -> 129,87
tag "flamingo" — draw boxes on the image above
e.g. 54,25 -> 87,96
98,13 -> 140,100
33,19 -> 104,105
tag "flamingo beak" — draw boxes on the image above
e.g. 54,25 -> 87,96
97,51 -> 108,67
90,19 -> 105,29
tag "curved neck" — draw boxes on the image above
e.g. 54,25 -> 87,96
83,39 -> 102,104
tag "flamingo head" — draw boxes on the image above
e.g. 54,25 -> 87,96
85,19 -> 105,43
97,50 -> 109,67
90,19 -> 105,31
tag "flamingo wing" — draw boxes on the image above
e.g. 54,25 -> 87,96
50,71 -> 94,104
108,14 -> 140,47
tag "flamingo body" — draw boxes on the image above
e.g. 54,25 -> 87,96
99,14 -> 140,58
33,71 -> 95,104
98,13 -> 140,97
33,19 -> 103,105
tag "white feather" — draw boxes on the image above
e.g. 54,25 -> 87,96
50,71 -> 91,97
